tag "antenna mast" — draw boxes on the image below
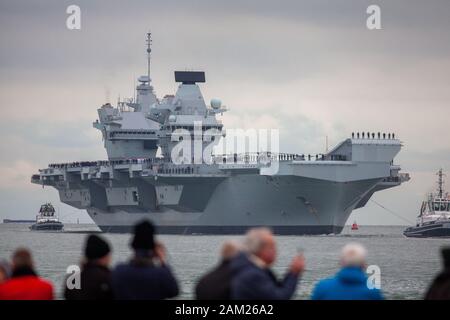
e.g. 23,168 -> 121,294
437,169 -> 444,198
146,32 -> 152,80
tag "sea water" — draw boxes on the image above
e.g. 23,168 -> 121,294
0,223 -> 449,299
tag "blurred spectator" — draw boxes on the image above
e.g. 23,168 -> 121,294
425,247 -> 450,300
0,259 -> 11,284
112,220 -> 179,299
195,240 -> 241,300
230,228 -> 305,300
65,234 -> 114,300
0,248 -> 54,300
311,243 -> 384,300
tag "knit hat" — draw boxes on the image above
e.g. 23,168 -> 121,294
84,235 -> 111,260
131,220 -> 156,250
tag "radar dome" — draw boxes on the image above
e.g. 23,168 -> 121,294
210,98 -> 222,109
168,115 -> 177,122
138,75 -> 150,83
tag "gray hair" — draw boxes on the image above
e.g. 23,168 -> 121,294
220,240 -> 241,261
340,243 -> 367,267
244,227 -> 273,254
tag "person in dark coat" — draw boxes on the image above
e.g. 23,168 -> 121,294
425,247 -> 450,300
230,228 -> 305,300
311,243 -> 384,300
0,248 -> 54,300
65,234 -> 114,300
112,220 -> 179,300
195,240 -> 241,300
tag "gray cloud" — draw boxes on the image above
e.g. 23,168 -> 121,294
2,0 -> 450,78
1,121 -> 97,149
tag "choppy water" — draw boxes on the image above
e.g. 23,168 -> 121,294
0,223 -> 449,300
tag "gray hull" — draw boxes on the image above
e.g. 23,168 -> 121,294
403,221 -> 450,238
83,174 -> 381,234
32,138 -> 409,235
30,222 -> 64,231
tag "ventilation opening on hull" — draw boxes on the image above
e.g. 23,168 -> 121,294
132,191 -> 139,202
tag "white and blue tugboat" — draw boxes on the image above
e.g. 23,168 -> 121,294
30,203 -> 64,231
404,169 -> 450,238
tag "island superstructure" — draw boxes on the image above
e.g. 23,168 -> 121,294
31,33 -> 410,234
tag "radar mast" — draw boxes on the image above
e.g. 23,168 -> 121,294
437,168 -> 445,198
146,31 -> 152,80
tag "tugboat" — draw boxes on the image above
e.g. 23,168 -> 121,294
404,169 -> 450,238
30,203 -> 64,231
351,221 -> 359,230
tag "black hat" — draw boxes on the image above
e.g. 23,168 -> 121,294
131,220 -> 156,250
84,235 -> 111,260
442,247 -> 450,269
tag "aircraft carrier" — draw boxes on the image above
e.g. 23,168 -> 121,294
31,33 -> 410,234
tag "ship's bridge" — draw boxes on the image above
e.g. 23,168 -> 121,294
430,198 -> 450,212
172,71 -> 208,114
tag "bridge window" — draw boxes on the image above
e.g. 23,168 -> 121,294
433,202 -> 440,211
132,191 -> 139,202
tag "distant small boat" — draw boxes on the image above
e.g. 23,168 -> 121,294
30,203 -> 64,231
3,219 -> 35,224
351,222 -> 359,230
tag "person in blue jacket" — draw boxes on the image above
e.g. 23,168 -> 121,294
311,243 -> 384,300
112,220 -> 179,300
230,227 -> 305,300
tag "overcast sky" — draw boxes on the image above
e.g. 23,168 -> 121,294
1,0 -> 450,225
